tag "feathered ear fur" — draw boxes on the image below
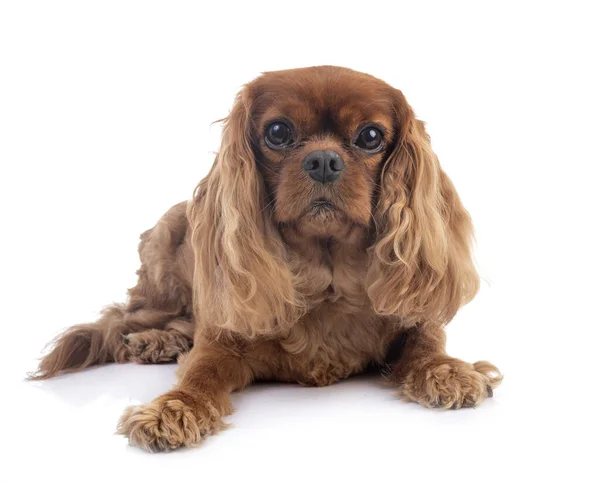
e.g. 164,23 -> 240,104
187,86 -> 301,338
366,90 -> 479,326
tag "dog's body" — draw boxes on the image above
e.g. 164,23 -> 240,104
32,66 -> 502,452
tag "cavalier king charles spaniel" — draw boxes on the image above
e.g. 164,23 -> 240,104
31,66 -> 502,452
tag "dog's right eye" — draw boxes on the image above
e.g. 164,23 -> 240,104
265,122 -> 294,149
354,125 -> 384,153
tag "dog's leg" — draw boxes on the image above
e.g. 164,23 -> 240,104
117,342 -> 252,452
122,318 -> 194,364
30,203 -> 194,380
388,323 -> 502,409
29,305 -> 185,380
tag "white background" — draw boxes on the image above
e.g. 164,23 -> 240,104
1,1 -> 598,480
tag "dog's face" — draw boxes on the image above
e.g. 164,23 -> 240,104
189,66 -> 479,337
250,68 -> 398,237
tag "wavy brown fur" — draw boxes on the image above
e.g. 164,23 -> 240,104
32,66 -> 502,451
30,305 -> 126,380
30,202 -> 195,379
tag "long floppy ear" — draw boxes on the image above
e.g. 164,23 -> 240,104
366,91 -> 479,326
187,86 -> 301,338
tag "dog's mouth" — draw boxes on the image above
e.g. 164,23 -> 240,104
304,198 -> 338,217
311,199 -> 335,211
301,198 -> 349,225
290,197 -> 356,236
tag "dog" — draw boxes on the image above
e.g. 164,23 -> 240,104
31,66 -> 502,452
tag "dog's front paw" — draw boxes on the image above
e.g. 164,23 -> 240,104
116,391 -> 226,452
400,358 -> 502,409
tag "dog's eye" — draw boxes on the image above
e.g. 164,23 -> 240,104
265,122 -> 293,149
355,126 -> 384,152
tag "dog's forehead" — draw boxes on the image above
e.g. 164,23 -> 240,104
250,67 -> 395,132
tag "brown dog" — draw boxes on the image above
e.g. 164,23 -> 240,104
31,66 -> 502,452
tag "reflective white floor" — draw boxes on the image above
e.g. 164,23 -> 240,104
6,351 -> 590,482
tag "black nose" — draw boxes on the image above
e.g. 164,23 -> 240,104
301,150 -> 345,184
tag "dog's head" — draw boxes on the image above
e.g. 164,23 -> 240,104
189,66 -> 478,337
250,67 -> 395,238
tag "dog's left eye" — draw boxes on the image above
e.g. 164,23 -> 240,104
265,122 -> 294,149
355,126 -> 384,152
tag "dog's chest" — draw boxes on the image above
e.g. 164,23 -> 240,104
280,304 -> 392,386
282,251 -> 394,386
279,236 -> 393,385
